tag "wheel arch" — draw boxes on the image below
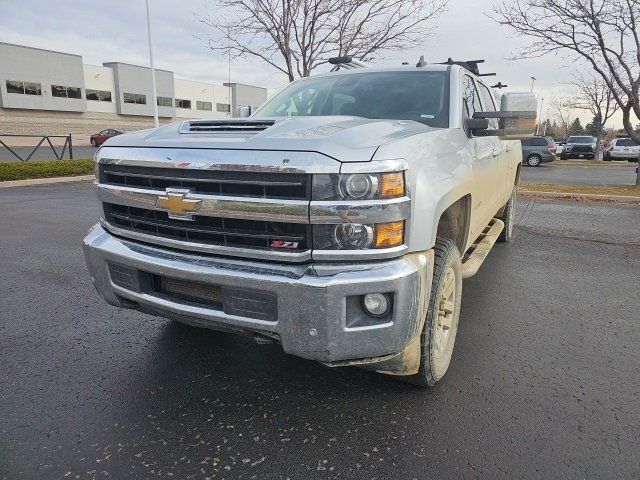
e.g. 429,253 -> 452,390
433,194 -> 472,254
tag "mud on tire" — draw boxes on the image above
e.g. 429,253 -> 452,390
403,237 -> 462,387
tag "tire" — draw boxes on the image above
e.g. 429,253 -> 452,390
526,154 -> 542,167
404,238 -> 463,387
560,154 -> 568,160
497,187 -> 515,243
90,138 -> 97,147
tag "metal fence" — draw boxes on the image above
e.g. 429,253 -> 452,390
0,134 -> 74,162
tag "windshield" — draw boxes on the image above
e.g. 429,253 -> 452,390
567,136 -> 595,144
617,138 -> 638,146
254,71 -> 450,128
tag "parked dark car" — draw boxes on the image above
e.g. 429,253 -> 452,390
521,136 -> 557,167
560,135 -> 597,160
90,129 -> 123,147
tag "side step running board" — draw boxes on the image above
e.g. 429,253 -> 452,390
461,219 -> 505,279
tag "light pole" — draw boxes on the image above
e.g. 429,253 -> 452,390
530,76 -> 536,92
145,0 -> 159,128
537,97 -> 545,136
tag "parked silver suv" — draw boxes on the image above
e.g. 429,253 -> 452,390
604,137 -> 640,162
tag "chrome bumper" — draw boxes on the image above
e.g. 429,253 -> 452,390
83,224 -> 433,364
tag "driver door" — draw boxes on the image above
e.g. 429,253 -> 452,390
462,75 -> 501,239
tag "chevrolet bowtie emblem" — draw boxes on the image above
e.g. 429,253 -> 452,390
156,189 -> 202,220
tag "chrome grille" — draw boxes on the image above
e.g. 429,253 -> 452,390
103,203 -> 310,252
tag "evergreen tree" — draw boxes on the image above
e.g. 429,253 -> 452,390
585,114 -> 603,137
543,119 -> 557,138
568,118 -> 585,136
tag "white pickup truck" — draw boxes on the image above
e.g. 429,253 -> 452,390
84,58 -> 536,386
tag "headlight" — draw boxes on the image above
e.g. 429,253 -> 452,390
313,172 -> 405,201
313,221 -> 404,250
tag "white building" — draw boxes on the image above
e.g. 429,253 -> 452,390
0,42 -> 267,145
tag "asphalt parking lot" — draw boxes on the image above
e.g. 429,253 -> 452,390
520,163 -> 637,185
1,182 -> 639,479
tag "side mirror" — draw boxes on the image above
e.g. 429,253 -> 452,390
473,92 -> 538,140
465,118 -> 490,135
237,105 -> 252,118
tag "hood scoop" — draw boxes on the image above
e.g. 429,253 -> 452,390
179,119 -> 276,134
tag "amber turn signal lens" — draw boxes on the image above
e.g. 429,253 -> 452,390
375,221 -> 404,248
379,172 -> 405,198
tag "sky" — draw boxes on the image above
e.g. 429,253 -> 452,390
0,0 -> 626,128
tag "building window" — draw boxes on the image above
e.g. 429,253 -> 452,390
86,89 -> 112,102
175,99 -> 191,109
196,101 -> 213,111
6,80 -> 42,96
51,85 -> 82,99
216,103 -> 231,113
123,93 -> 147,105
157,96 -> 173,107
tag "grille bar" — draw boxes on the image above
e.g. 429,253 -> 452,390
97,183 -> 309,224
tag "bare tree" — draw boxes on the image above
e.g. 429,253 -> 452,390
552,97 -> 573,139
563,74 -> 620,157
196,0 -> 447,82
492,0 -> 640,184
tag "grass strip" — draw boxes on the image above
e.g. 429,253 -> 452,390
0,159 -> 94,182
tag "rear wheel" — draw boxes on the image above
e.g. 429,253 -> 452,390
404,238 -> 462,387
526,154 -> 542,167
497,187 -> 515,243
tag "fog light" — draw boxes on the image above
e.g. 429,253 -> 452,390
362,293 -> 389,317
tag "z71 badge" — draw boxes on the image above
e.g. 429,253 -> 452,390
271,240 -> 299,249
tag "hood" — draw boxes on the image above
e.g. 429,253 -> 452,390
103,116 -> 434,163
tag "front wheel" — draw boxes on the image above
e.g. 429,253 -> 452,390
526,154 -> 542,167
90,138 -> 97,147
404,238 -> 462,387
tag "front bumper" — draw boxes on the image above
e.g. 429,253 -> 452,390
83,225 -> 432,364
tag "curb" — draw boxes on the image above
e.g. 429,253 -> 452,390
518,189 -> 640,204
550,162 -> 636,168
0,174 -> 95,188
